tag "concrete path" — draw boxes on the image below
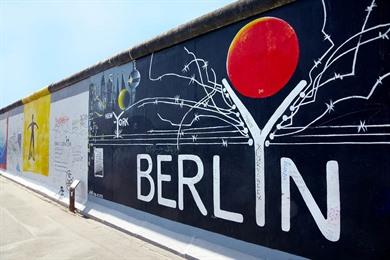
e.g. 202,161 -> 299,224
0,176 -> 183,260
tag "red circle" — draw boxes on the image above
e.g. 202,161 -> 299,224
227,17 -> 299,98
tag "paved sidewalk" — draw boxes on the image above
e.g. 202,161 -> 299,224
0,176 -> 183,260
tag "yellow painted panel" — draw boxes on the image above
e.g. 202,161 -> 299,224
22,94 -> 51,176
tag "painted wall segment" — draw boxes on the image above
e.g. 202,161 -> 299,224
0,118 -> 7,169
3,85 -> 89,205
6,112 -> 23,174
87,0 -> 390,258
49,91 -> 89,203
22,94 -> 51,176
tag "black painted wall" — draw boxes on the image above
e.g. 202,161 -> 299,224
88,0 -> 390,258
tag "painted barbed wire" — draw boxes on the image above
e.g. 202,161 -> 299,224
93,47 -> 253,149
268,0 -> 390,145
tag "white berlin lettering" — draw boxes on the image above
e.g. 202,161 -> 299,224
136,154 -> 341,241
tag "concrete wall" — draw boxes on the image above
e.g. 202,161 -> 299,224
1,82 -> 89,206
1,0 -> 389,259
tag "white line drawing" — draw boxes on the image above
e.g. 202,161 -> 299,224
147,48 -> 251,149
222,78 -> 306,226
267,0 -> 390,145
112,111 -> 125,138
91,48 -> 253,149
270,142 -> 390,146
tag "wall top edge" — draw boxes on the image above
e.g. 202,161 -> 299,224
21,87 -> 50,105
0,0 -> 294,114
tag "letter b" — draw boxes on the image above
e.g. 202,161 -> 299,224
137,154 -> 155,202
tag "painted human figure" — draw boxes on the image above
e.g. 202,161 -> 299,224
28,114 -> 39,161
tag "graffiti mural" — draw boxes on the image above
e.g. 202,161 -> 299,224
6,112 -> 23,174
49,91 -> 89,203
0,117 -> 7,169
87,0 -> 388,258
22,94 -> 51,176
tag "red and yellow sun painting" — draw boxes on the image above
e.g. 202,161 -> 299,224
227,17 -> 299,98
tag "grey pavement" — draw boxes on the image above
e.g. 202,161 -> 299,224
0,176 -> 183,260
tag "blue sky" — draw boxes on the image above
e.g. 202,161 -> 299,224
0,0 -> 236,108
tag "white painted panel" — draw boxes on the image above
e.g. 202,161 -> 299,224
49,91 -> 89,204
0,118 -> 8,169
6,113 -> 24,174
